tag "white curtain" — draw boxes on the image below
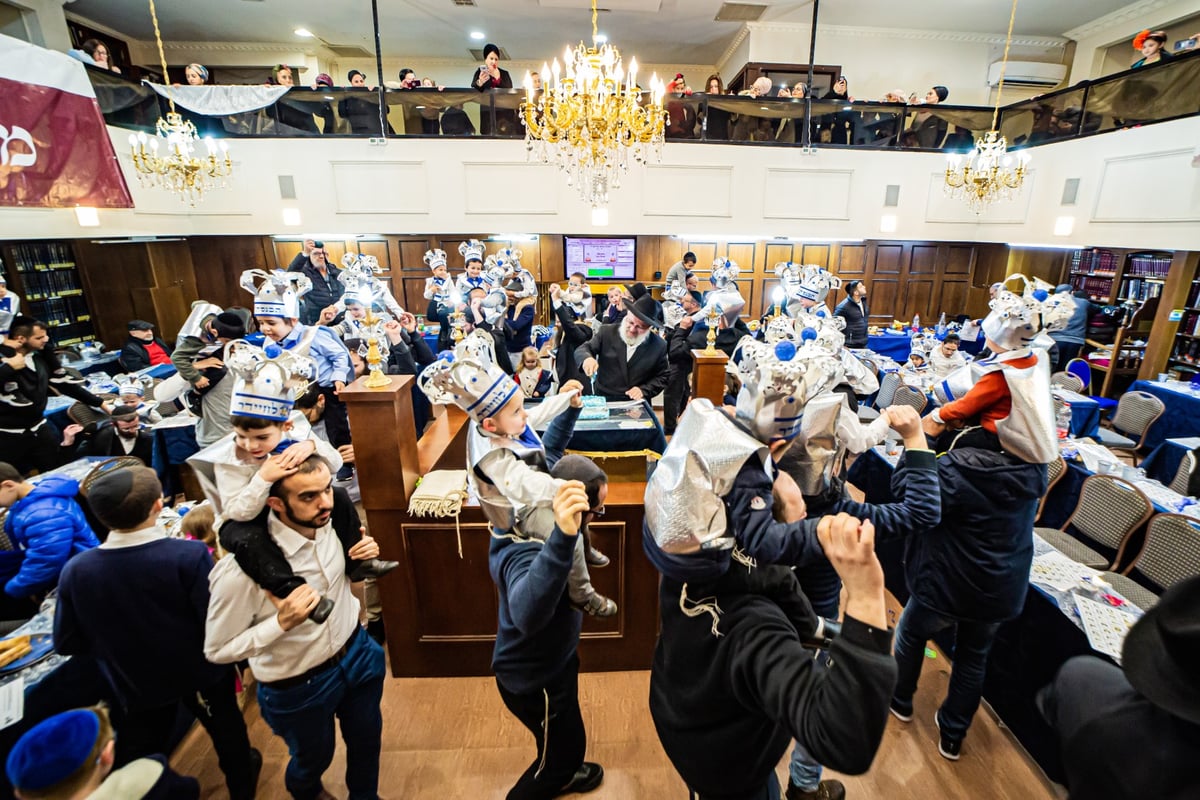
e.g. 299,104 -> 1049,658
145,82 -> 290,115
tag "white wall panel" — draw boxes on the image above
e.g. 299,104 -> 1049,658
462,163 -> 559,215
1093,150 -> 1200,223
924,170 -> 1035,225
642,165 -> 733,217
762,169 -> 853,220
331,161 -> 428,214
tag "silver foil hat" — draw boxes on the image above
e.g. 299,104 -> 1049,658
709,258 -> 740,290
176,301 -> 223,341
225,337 -> 316,420
240,269 -> 312,320
644,398 -> 766,555
732,335 -> 843,442
703,286 -> 746,327
457,239 -> 485,265
981,273 -> 1076,351
417,330 -> 516,421
480,288 -> 508,325
662,279 -> 688,328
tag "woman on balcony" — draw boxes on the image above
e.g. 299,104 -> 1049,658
472,43 -> 516,136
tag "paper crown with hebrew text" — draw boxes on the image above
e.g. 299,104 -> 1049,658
794,263 -> 841,303
732,335 -> 843,443
240,269 -> 311,320
981,273 -> 1076,351
424,248 -> 449,272
417,330 -> 517,422
709,258 -> 740,290
224,338 -> 315,421
338,254 -> 389,309
116,373 -> 153,398
457,239 -> 485,264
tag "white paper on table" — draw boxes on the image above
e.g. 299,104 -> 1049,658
1074,593 -> 1138,664
0,677 -> 24,730
1168,437 -> 1200,449
1030,549 -> 1101,592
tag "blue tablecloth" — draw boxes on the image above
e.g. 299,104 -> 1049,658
1128,380 -> 1200,450
529,399 -> 666,455
1141,437 -> 1200,487
866,329 -> 984,362
73,352 -> 121,376
1055,389 -> 1100,439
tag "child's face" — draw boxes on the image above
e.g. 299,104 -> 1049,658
522,353 -> 540,370
120,393 -> 140,405
233,421 -> 289,460
467,262 -> 482,278
433,265 -> 449,280
483,392 -> 527,437
256,316 -> 294,342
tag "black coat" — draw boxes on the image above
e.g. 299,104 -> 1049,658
287,253 -> 343,325
574,323 -> 668,400
686,318 -> 751,358
904,448 -> 1046,623
552,303 -> 594,387
472,66 -> 516,135
119,335 -> 173,373
77,426 -> 154,466
834,297 -> 869,348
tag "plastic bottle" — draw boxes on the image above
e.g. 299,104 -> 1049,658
911,313 -> 920,333
1056,402 -> 1072,440
936,312 -> 947,337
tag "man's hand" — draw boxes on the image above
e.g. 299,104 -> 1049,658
2,352 -> 26,371
318,305 -> 338,325
549,283 -> 561,300
581,357 -> 599,377
193,376 -> 211,390
922,415 -> 946,438
559,379 -> 583,407
337,444 -> 354,464
886,404 -> 925,448
397,311 -> 418,333
61,423 -> 84,447
277,439 -> 317,467
678,316 -> 695,330
347,529 -> 380,561
626,387 -> 644,400
258,454 -> 299,483
817,513 -> 886,629
553,481 -> 589,537
302,238 -> 315,256
772,470 -> 807,523
383,320 -> 404,345
334,381 -> 346,394
267,585 -> 320,631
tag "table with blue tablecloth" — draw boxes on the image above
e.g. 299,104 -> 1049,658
528,398 -> 666,455
72,352 -> 121,376
1127,380 -> 1200,450
1141,437 -> 1200,488
1055,389 -> 1101,439
866,329 -> 985,362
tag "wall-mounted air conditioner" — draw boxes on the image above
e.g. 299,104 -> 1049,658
987,60 -> 1067,88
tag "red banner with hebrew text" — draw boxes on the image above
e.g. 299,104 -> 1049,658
0,33 -> 133,208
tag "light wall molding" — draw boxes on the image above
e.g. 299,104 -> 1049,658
745,20 -> 1067,48
1063,0 -> 1180,41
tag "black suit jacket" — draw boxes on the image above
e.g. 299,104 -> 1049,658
575,323 -> 668,400
119,335 -> 173,373
553,303 -> 595,386
834,297 -> 870,348
79,426 -> 154,466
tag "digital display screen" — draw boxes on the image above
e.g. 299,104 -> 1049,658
564,236 -> 637,280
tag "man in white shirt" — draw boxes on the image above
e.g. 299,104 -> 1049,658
205,455 -> 386,800
928,333 -> 968,379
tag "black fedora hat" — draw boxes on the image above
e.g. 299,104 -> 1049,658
1122,574 -> 1200,725
625,294 -> 660,328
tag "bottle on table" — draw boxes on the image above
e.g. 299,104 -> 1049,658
1055,402 -> 1072,440
936,312 -> 947,337
911,313 -> 920,333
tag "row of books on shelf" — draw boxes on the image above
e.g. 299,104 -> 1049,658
1072,275 -> 1114,298
1180,310 -> 1200,337
20,270 -> 83,300
6,243 -> 76,272
1070,249 -> 1121,274
1171,340 -> 1200,366
1126,254 -> 1172,277
30,296 -> 92,328
1186,283 -> 1200,309
1121,278 -> 1164,302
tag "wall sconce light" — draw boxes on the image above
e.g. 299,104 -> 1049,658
282,208 -> 302,226
1053,215 -> 1074,236
74,207 -> 100,227
880,214 -> 898,233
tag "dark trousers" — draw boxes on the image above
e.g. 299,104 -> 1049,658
891,596 -> 1001,743
662,367 -> 691,434
115,667 -> 257,800
690,771 -> 780,800
319,385 -> 351,448
218,487 -> 362,598
495,654 -> 587,800
1054,342 -> 1083,372
258,628 -> 386,800
0,424 -> 63,476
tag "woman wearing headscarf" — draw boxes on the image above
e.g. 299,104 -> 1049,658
472,43 -> 516,136
819,76 -> 857,145
910,85 -> 950,148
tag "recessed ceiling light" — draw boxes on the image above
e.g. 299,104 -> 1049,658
294,28 -> 314,37
470,31 -> 485,40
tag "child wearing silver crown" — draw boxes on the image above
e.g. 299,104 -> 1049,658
188,338 -> 396,624
116,376 -> 163,424
924,275 -> 1074,463
419,332 -> 617,616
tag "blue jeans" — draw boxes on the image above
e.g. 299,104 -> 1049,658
891,597 -> 1000,743
258,628 -> 386,800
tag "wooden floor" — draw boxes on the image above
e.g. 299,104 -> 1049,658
171,598 -> 1061,800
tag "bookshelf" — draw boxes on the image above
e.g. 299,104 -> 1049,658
1168,278 -> 1200,377
0,240 -> 97,347
1068,247 -> 1123,303
1117,251 -> 1171,304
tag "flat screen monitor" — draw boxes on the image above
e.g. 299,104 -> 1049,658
563,236 -> 637,281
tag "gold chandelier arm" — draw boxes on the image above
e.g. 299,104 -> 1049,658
147,0 -> 176,114
991,0 -> 1019,132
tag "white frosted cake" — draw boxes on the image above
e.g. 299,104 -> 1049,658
579,395 -> 610,420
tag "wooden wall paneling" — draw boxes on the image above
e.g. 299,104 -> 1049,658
870,279 -> 901,323
190,236 -> 274,312
74,241 -> 153,349
944,245 -> 975,275
541,235 -> 565,283
141,241 -> 199,339
356,239 -> 391,271
902,279 -> 935,323
687,242 -> 718,271
273,239 -> 302,270
910,245 -> 939,275
396,238 -> 437,314
800,244 -> 831,268
939,280 -> 970,319
1141,250 -> 1200,379
727,243 -> 756,274
836,243 -> 868,279
764,243 -> 795,271
874,243 -> 905,275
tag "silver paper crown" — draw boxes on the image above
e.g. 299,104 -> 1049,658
225,338 -> 315,420
480,288 -> 508,325
457,240 -> 485,264
116,373 -> 153,398
177,301 -> 223,341
417,330 -> 518,422
563,282 -> 593,317
710,258 -> 740,290
424,248 -> 449,271
982,273 -> 1076,351
732,335 -> 843,443
794,264 -> 841,303
240,269 -> 312,320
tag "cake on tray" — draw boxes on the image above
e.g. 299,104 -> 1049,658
579,395 -> 610,420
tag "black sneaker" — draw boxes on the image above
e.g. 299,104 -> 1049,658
934,713 -> 962,761
335,464 -> 354,482
786,778 -> 846,800
348,558 -> 399,582
889,698 -> 913,723
308,596 -> 335,624
230,747 -> 263,800
557,762 -> 603,795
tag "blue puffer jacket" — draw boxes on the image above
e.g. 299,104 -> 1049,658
903,448 -> 1047,623
3,476 -> 98,598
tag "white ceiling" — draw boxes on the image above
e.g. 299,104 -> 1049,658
68,0 -> 1138,65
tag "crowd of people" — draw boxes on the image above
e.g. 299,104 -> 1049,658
2,239 -> 1199,800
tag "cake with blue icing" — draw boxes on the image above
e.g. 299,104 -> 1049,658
579,395 -> 609,420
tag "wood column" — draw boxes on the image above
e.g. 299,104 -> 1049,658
339,374 -> 422,510
1140,251 -> 1200,380
691,349 -> 729,405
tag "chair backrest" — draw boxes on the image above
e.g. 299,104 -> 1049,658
1064,475 -> 1153,565
1036,456 -> 1068,522
1050,372 -> 1085,393
67,402 -> 110,431
891,385 -> 928,415
1125,513 -> 1200,590
1065,358 -> 1091,392
1110,390 -> 1165,447
875,371 -> 901,409
1169,451 -> 1196,496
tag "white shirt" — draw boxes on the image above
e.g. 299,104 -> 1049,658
204,513 -> 360,682
100,524 -> 167,549
929,347 -> 968,379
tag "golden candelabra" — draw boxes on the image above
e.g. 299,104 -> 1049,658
127,0 -> 235,205
360,309 -> 391,389
519,0 -> 667,210
450,307 -> 467,343
704,305 -> 721,356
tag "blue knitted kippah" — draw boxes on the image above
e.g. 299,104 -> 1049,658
6,709 -> 100,791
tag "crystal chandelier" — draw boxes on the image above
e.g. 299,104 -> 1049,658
944,0 -> 1029,213
127,0 -> 233,205
520,0 -> 667,212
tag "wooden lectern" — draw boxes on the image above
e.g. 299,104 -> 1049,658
691,348 -> 730,405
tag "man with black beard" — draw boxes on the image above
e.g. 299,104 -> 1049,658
62,405 -> 154,465
576,295 -> 668,401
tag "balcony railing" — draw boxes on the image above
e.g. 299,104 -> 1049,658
89,48 -> 1200,152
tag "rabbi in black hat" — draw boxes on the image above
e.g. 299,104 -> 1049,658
118,319 -> 173,373
1037,575 -> 1200,799
576,292 -> 668,402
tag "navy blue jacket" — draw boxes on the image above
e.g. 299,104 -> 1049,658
3,477 -> 97,598
904,448 -> 1047,623
834,297 -> 869,348
505,303 -> 535,354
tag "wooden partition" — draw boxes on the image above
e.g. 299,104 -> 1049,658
341,375 -> 661,678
